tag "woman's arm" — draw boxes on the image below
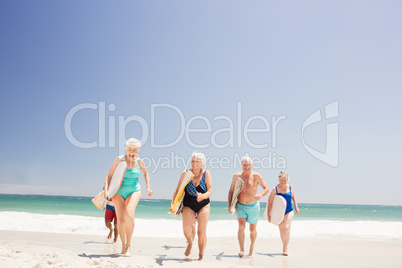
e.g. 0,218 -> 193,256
197,170 -> 212,202
292,186 -> 299,214
139,159 -> 152,196
267,188 -> 276,222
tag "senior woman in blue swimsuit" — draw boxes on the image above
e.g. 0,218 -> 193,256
170,152 -> 212,260
267,171 -> 299,256
104,138 -> 153,256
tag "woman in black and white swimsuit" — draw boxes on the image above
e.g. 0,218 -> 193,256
170,152 -> 212,260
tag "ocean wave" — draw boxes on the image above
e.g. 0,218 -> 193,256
1,212 -> 401,240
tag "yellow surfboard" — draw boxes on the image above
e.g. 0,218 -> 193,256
171,170 -> 194,216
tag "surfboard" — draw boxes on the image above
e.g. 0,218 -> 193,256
106,161 -> 127,200
92,190 -> 107,210
229,177 -> 244,215
171,170 -> 194,216
264,195 -> 287,225
263,198 -> 269,220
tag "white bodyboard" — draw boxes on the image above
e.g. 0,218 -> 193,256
265,195 -> 287,225
106,161 -> 127,199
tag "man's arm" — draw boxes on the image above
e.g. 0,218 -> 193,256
254,173 -> 270,201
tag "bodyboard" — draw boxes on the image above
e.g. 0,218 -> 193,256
92,190 -> 106,210
266,195 -> 287,225
106,161 -> 127,199
171,170 -> 194,216
229,177 -> 244,215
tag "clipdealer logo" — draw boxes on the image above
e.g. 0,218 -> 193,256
64,102 -> 286,152
64,101 -> 339,169
301,101 -> 339,167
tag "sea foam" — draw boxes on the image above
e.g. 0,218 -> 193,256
1,212 -> 401,240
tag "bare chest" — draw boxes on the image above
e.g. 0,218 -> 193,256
242,176 -> 258,191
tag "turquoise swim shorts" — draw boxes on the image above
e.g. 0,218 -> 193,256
236,201 -> 260,224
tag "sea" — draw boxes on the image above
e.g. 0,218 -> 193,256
1,194 -> 402,240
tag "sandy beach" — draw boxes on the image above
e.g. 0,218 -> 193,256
1,230 -> 401,268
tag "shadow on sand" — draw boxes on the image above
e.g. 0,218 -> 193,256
82,240 -> 113,245
255,252 -> 284,257
215,252 -> 242,261
162,245 -> 186,250
215,251 -> 283,261
155,254 -> 193,266
78,253 -> 121,259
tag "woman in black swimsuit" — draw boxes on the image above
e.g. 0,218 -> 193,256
170,152 -> 212,260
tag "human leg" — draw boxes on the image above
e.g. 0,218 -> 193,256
279,211 -> 294,255
113,221 -> 118,243
196,204 -> 210,260
245,202 -> 260,256
105,207 -> 115,239
111,208 -> 118,243
182,206 -> 196,256
123,191 -> 141,256
249,223 -> 257,256
105,220 -> 113,240
237,218 -> 247,257
112,194 -> 127,253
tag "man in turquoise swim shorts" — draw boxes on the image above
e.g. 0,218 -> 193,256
228,156 -> 269,257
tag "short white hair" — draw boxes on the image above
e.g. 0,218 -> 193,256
126,138 -> 141,148
278,170 -> 290,181
241,155 -> 252,165
192,152 -> 206,165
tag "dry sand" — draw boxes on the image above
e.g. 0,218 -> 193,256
1,230 -> 401,267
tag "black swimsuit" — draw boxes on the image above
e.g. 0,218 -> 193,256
183,170 -> 210,213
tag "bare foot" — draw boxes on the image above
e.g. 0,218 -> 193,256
120,246 -> 126,255
185,242 -> 192,256
283,252 -> 288,256
106,230 -> 113,243
249,244 -> 254,257
113,236 -> 118,243
124,247 -> 131,257
198,253 -> 204,260
238,251 -> 245,258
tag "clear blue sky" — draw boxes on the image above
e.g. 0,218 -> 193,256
1,1 -> 401,205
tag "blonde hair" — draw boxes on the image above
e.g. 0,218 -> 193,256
278,170 -> 290,181
126,138 -> 141,148
192,152 -> 206,165
241,155 -> 253,165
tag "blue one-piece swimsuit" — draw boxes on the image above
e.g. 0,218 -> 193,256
116,157 -> 141,199
276,185 -> 293,215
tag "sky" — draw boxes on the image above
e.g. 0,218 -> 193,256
0,1 -> 401,205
